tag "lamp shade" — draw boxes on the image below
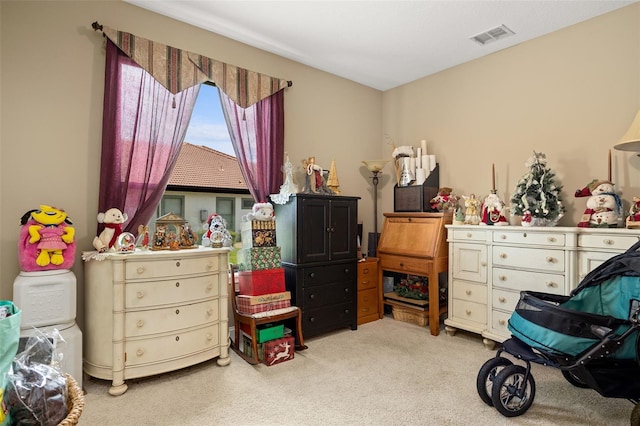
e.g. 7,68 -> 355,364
362,160 -> 389,173
613,110 -> 640,152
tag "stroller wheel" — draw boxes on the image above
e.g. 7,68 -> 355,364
476,357 -> 513,406
491,364 -> 536,417
561,370 -> 589,389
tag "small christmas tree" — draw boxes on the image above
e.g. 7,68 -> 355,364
510,151 -> 565,226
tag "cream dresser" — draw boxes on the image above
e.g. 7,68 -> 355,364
84,247 -> 230,395
445,225 -> 640,349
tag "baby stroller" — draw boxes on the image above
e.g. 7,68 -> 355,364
476,240 -> 640,423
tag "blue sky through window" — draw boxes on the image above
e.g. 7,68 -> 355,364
184,84 -> 235,156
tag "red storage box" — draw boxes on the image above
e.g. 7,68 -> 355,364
263,336 -> 295,366
238,268 -> 286,296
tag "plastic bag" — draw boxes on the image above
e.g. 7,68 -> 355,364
3,329 -> 68,426
0,301 -> 21,426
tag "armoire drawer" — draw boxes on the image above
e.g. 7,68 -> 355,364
124,300 -> 218,337
379,254 -> 428,273
298,263 -> 356,288
125,274 -> 219,309
303,281 -> 353,308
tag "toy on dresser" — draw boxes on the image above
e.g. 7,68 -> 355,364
627,197 -> 640,229
575,179 -> 622,228
480,191 -> 508,226
201,213 -> 233,248
92,207 -> 128,253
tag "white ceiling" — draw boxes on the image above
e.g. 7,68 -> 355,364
125,0 -> 638,91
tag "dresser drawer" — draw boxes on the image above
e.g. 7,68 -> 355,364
492,246 -> 564,272
299,263 -> 356,288
357,287 -> 378,318
450,228 -> 487,242
491,289 -> 520,313
124,324 -> 218,367
124,300 -> 218,338
493,230 -> 565,246
303,281 -> 354,308
578,233 -> 640,251
357,260 -> 378,291
451,299 -> 487,325
492,267 -> 564,294
451,280 -> 487,304
379,254 -> 429,273
491,310 -> 512,338
124,254 -> 219,281
303,302 -> 355,332
125,274 -> 219,309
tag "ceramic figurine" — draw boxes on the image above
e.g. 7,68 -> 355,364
463,194 -> 481,225
480,191 -> 508,226
575,179 -> 622,228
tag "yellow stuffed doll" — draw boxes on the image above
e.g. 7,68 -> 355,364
26,205 -> 75,267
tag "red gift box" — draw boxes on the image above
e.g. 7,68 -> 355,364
238,268 -> 286,296
236,297 -> 291,314
263,336 -> 295,366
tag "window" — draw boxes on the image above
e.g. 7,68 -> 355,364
241,198 -> 255,210
216,197 -> 235,231
159,195 -> 184,218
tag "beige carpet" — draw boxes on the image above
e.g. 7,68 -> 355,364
80,317 -> 634,425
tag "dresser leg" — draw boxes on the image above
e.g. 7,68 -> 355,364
482,338 -> 496,350
216,354 -> 231,366
444,325 -> 457,336
108,382 -> 128,396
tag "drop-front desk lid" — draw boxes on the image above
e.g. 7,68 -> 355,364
377,212 -> 452,259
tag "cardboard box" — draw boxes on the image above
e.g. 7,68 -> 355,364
236,296 -> 291,314
237,246 -> 282,271
238,268 -> 286,295
263,336 -> 295,366
237,291 -> 291,306
241,220 -> 277,248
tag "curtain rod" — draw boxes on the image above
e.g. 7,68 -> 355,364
91,21 -> 293,88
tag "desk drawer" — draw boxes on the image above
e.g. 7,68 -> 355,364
492,246 -> 564,272
357,287 -> 378,318
379,254 -> 429,273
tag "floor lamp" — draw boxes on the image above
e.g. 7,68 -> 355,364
362,160 -> 389,257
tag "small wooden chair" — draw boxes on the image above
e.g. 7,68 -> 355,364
229,265 -> 307,364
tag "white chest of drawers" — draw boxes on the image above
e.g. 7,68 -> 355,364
446,225 -> 640,348
83,247 -> 230,395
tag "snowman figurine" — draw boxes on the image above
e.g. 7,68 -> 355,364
575,179 -> 622,228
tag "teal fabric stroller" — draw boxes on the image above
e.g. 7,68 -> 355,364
476,241 -> 640,423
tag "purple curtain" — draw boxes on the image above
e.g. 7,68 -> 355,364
218,89 -> 285,203
99,39 -> 199,234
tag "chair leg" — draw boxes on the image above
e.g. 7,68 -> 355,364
295,311 -> 308,351
250,323 -> 260,364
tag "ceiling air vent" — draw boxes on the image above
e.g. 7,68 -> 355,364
470,24 -> 514,46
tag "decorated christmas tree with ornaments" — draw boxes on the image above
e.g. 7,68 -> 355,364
510,151 -> 565,226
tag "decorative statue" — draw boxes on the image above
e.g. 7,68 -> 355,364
463,194 -> 481,225
302,156 -> 332,194
575,179 -> 622,228
627,197 -> 640,229
480,191 -> 508,226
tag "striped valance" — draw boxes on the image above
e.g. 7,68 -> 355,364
99,25 -> 290,108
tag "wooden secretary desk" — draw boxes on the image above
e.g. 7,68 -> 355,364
377,212 -> 452,336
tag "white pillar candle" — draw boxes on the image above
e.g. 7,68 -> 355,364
416,148 -> 422,169
415,168 -> 426,185
421,139 -> 427,153
422,155 -> 429,173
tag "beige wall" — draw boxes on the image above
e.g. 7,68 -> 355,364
0,1 -> 382,315
1,1 -> 639,318
382,4 -> 640,226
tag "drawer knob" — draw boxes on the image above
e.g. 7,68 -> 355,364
175,336 -> 180,342
546,256 -> 555,263
500,253 -> 507,259
137,291 -> 145,299
362,280 -> 370,285
136,320 -> 144,328
136,348 -> 145,357
344,288 -> 349,293
175,281 -> 180,287
136,266 -> 145,274
206,333 -> 213,341
175,309 -> 180,315
207,282 -> 214,291
309,317 -> 315,323
466,233 -> 472,238
499,275 -> 506,281
362,307 -> 369,312
546,281 -> 557,288
344,309 -> 350,314
309,272 -> 315,278
207,261 -> 215,270
400,262 -> 404,267
207,308 -> 214,316
309,294 -> 315,300
604,239 -> 614,245
500,235 -> 506,240
465,309 -> 471,315
499,297 -> 506,303
176,261 -> 181,267
465,289 -> 471,296
363,268 -> 369,274
499,319 -> 506,325
344,268 -> 350,273
548,237 -> 556,243
480,261 -> 487,267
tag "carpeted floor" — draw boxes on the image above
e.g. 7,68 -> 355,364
80,317 -> 635,425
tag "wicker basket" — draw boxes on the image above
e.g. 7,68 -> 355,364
58,374 -> 85,426
392,305 -> 429,327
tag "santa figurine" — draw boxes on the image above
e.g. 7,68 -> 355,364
575,179 -> 622,228
480,190 -> 508,226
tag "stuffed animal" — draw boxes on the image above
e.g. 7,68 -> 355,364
429,187 -> 458,212
93,207 -> 128,252
202,213 -> 233,248
18,205 -> 76,270
243,202 -> 275,222
480,191 -> 508,226
575,179 -> 622,228
627,197 -> 640,229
